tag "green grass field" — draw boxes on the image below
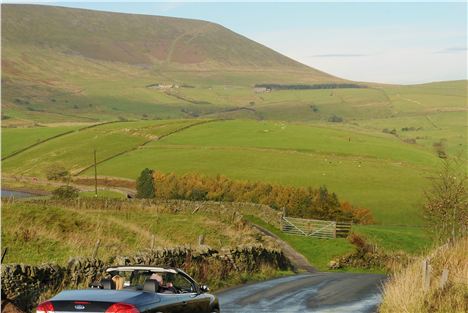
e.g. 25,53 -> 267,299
1,125 -> 82,157
352,224 -> 430,253
81,119 -> 437,225
79,190 -> 125,199
2,119 -> 208,175
2,118 -> 452,229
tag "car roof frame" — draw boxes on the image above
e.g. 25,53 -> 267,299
106,266 -> 178,274
105,265 -> 201,292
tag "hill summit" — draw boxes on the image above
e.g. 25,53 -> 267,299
2,4 -> 344,124
2,4 -> 334,76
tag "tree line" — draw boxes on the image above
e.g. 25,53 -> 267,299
254,83 -> 366,90
137,169 -> 374,224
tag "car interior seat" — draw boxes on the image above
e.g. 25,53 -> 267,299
143,279 -> 159,293
101,278 -> 116,290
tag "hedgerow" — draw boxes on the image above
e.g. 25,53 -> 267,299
152,172 -> 374,224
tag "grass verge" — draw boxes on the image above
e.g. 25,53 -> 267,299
379,237 -> 468,313
79,190 -> 125,199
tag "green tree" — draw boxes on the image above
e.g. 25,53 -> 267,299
52,185 -> 79,199
46,165 -> 70,182
136,168 -> 156,199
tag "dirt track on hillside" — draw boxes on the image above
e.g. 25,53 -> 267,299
249,222 -> 317,273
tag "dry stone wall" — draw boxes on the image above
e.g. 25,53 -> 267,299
2,245 -> 291,312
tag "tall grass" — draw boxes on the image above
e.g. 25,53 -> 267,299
379,237 -> 468,313
1,199 -> 273,264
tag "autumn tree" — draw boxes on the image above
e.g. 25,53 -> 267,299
423,158 -> 467,242
150,171 -> 373,223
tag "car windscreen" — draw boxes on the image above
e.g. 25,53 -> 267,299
107,271 -> 195,293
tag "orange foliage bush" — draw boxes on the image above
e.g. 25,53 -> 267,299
340,201 -> 375,224
152,172 -> 374,224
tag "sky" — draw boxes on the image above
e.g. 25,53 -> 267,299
3,1 -> 467,84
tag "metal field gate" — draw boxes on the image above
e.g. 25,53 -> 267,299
281,216 -> 352,239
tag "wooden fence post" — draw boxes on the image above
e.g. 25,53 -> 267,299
1,247 -> 8,263
280,208 -> 285,231
150,235 -> 155,250
92,239 -> 101,259
439,268 -> 449,289
422,259 -> 431,291
428,264 -> 433,289
198,234 -> 205,246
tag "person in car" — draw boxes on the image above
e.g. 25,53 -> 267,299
150,273 -> 163,285
112,275 -> 124,290
149,273 -> 176,294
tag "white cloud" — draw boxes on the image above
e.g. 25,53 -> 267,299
303,49 -> 467,84
435,46 -> 467,53
248,27 -> 467,84
310,54 -> 368,58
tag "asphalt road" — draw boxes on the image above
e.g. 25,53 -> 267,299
217,272 -> 386,313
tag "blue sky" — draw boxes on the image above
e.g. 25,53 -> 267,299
4,1 -> 467,84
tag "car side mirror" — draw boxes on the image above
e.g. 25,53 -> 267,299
200,285 -> 210,293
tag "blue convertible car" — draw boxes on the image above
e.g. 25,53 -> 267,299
36,266 -> 220,313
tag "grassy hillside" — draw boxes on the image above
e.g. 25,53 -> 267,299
79,119 -> 437,225
1,125 -> 82,157
2,4 -> 342,125
2,5 -> 466,126
2,119 -> 209,174
1,200 -> 267,264
4,199 -> 423,272
2,4 -> 320,70
3,119 -> 443,228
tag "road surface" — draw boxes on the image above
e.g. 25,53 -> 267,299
217,272 -> 386,313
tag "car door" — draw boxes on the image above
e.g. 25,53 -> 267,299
177,290 -> 212,313
187,292 -> 211,313
154,293 -> 185,313
172,275 -> 210,313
